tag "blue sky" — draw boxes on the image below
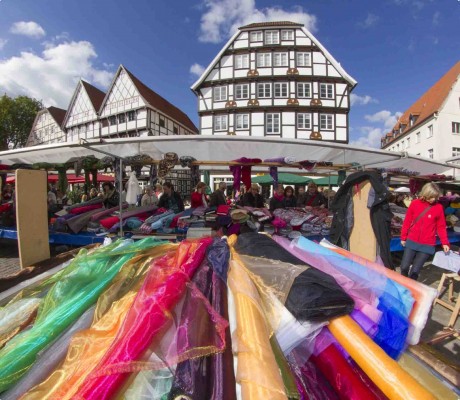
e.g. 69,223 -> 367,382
0,0 -> 459,148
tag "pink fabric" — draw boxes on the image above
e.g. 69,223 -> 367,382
69,204 -> 103,215
74,238 -> 213,400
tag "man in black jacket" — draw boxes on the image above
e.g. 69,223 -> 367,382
240,183 -> 264,208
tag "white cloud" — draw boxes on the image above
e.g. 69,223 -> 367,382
190,63 -> 205,77
10,21 -> 46,39
432,11 -> 440,26
359,13 -> 379,28
350,127 -> 384,149
199,0 -> 317,43
350,93 -> 378,106
364,110 -> 403,129
0,40 -> 113,107
0,39 -> 7,50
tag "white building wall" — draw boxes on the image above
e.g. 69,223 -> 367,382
31,112 -> 66,145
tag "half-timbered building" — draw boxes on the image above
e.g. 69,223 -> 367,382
191,21 -> 357,142
26,106 -> 67,146
99,65 -> 198,138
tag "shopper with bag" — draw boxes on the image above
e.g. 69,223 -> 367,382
400,182 -> 450,280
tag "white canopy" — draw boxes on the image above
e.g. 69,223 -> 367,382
0,136 -> 457,176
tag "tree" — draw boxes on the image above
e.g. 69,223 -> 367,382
0,94 -> 42,151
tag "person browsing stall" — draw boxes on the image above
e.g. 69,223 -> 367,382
209,181 -> 227,207
282,186 -> 297,208
141,185 -> 158,207
299,182 -> 327,208
400,182 -> 450,280
191,182 -> 209,208
102,182 -> 120,208
269,184 -> 285,212
240,183 -> 264,208
157,182 -> 184,213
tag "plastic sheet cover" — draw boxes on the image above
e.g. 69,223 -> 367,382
234,233 -> 354,322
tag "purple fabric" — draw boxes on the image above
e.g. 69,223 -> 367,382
298,160 -> 316,171
264,157 -> 286,164
229,158 -> 262,191
269,166 -> 278,187
227,223 -> 240,236
229,165 -> 241,191
350,309 -> 379,338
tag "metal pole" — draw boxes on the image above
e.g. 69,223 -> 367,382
119,159 -> 123,237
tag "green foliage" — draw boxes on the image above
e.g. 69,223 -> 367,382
0,94 -> 42,151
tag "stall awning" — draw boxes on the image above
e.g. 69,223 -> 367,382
252,173 -> 312,185
0,136 -> 457,176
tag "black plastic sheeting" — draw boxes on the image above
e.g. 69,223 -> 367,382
234,233 -> 354,322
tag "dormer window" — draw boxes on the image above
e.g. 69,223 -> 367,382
265,31 -> 279,45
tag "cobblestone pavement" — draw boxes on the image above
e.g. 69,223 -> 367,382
0,240 -> 458,368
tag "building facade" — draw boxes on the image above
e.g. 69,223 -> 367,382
26,106 -> 67,146
191,21 -> 357,142
381,62 -> 460,162
26,65 -> 198,146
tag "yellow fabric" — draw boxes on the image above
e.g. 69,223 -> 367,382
329,316 -> 436,400
21,290 -> 138,400
398,353 -> 457,400
228,235 -> 287,400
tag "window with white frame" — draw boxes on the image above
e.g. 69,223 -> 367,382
235,84 -> 249,99
128,111 -> 136,121
428,148 -> 433,159
266,113 -> 280,134
281,30 -> 294,41
257,53 -> 272,67
235,114 -> 249,130
250,31 -> 263,42
265,31 -> 279,45
118,113 -> 126,123
426,124 -> 433,138
109,116 -> 117,126
214,86 -> 227,102
214,115 -> 228,131
296,52 -> 311,67
297,113 -> 312,129
257,83 -> 271,98
273,52 -> 288,67
452,122 -> 460,134
320,114 -> 334,130
235,54 -> 249,69
452,147 -> 460,157
406,137 -> 411,148
274,82 -> 288,98
297,82 -> 311,98
416,132 -> 420,143
320,83 -> 334,99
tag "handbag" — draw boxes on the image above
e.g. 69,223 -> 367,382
409,205 -> 432,230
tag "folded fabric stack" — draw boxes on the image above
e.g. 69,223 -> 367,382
0,233 -> 454,400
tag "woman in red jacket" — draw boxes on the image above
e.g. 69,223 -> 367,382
400,182 -> 449,280
191,182 -> 208,208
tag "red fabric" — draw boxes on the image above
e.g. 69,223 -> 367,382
311,344 -> 380,400
241,165 -> 252,190
99,216 -> 119,229
69,204 -> 103,215
217,205 -> 230,215
400,199 -> 449,245
191,192 -> 206,208
0,203 -> 12,213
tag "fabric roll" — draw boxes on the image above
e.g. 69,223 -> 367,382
3,306 -> 95,400
90,204 -> 129,221
66,208 -> 106,234
74,238 -> 213,400
328,316 -> 435,400
69,203 -> 103,215
321,239 -> 437,345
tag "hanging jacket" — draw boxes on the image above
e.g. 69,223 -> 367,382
329,171 -> 394,269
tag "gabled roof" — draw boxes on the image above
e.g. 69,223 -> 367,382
81,81 -> 105,111
98,65 -> 198,133
63,80 -> 106,127
191,21 -> 357,92
47,106 -> 67,128
121,66 -> 198,133
240,21 -> 303,29
384,61 -> 460,144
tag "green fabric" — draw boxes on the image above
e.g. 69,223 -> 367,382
270,335 -> 300,399
252,173 -> 312,186
0,237 -> 166,392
